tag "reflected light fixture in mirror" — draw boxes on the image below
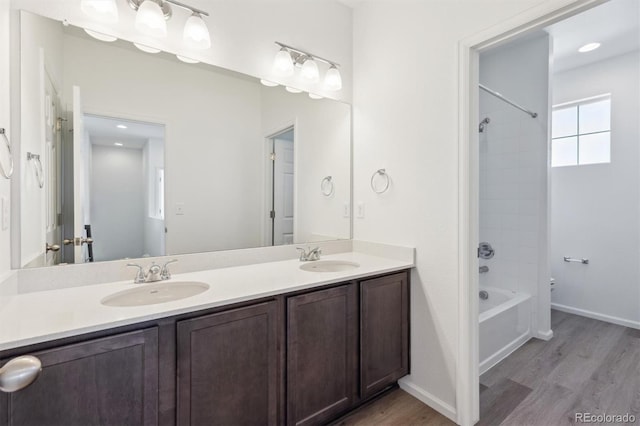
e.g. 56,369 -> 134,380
285,86 -> 302,94
134,42 -> 161,53
80,0 -> 119,23
309,93 -> 323,100
84,29 -> 118,42
272,42 -> 342,92
578,42 -> 600,53
183,13 -> 211,50
135,0 -> 168,38
260,79 -> 279,87
176,54 -> 199,64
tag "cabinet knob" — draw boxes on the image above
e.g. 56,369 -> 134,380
0,355 -> 42,392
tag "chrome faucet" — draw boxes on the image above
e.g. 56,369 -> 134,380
127,259 -> 179,283
296,246 -> 322,262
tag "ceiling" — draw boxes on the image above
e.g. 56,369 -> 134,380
84,115 -> 165,150
546,0 -> 640,73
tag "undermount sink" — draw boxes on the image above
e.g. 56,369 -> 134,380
101,281 -> 209,307
299,260 -> 360,273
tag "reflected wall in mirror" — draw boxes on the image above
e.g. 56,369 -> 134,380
15,11 -> 351,268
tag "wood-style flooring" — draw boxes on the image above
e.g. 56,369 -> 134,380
336,310 -> 640,426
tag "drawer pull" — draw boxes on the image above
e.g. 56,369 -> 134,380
0,356 -> 42,392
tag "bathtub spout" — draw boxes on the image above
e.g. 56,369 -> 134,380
479,266 -> 489,273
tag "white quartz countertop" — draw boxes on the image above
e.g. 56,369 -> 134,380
0,252 -> 413,351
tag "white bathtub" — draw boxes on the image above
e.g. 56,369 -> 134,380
479,286 -> 531,375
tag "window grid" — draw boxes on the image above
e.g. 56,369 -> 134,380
551,97 -> 611,167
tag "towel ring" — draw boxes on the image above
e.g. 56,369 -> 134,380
321,176 -> 334,196
370,169 -> 390,194
0,128 -> 14,179
27,152 -> 44,189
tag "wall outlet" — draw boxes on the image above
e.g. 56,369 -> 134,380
175,202 -> 185,216
1,197 -> 8,230
343,203 -> 350,218
356,202 -> 365,219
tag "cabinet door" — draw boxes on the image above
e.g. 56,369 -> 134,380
287,284 -> 357,426
0,328 -> 159,426
177,301 -> 280,426
360,272 -> 409,398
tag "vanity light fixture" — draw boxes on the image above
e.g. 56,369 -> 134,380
83,29 -> 118,42
272,42 -> 342,92
80,0 -> 119,24
260,79 -> 279,87
176,54 -> 199,64
114,142 -> 124,146
127,0 -> 211,50
133,42 -> 161,53
578,42 -> 600,53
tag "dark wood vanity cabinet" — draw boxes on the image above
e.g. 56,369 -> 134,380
360,272 -> 409,398
176,301 -> 280,426
0,328 -> 159,426
0,269 -> 410,426
286,284 -> 358,426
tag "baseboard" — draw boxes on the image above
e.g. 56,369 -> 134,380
551,303 -> 640,330
535,329 -> 554,341
398,377 -> 457,423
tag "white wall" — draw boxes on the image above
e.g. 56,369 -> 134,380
479,35 -> 551,336
11,0 -> 353,103
551,51 -> 640,328
91,145 -> 145,261
261,87 -> 351,243
0,1 -> 11,279
351,0 -> 556,420
17,11 -> 63,266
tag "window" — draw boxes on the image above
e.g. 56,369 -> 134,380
551,96 -> 611,167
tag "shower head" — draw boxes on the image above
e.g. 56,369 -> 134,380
479,117 -> 490,133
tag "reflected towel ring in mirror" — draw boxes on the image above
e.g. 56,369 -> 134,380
370,169 -> 390,194
321,176 -> 334,196
27,152 -> 44,189
0,128 -> 14,179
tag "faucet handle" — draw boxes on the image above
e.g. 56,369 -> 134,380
126,263 -> 146,283
296,247 -> 309,261
161,259 -> 178,280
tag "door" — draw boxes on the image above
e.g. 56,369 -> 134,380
360,272 -> 409,398
177,301 -> 281,425
0,328 -> 159,426
271,130 -> 294,245
44,70 -> 62,265
287,284 -> 358,426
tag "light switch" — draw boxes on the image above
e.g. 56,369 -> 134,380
175,202 -> 185,216
357,202 -> 365,219
1,197 -> 8,230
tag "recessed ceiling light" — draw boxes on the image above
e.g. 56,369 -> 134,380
285,86 -> 302,94
114,142 -> 124,146
116,124 -> 127,129
578,42 -> 601,53
260,79 -> 279,87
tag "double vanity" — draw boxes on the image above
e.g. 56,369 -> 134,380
0,247 -> 413,426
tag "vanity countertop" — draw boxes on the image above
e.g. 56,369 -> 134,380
0,252 -> 413,351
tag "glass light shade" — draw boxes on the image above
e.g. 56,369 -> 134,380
301,58 -> 319,83
273,48 -> 294,77
84,29 -> 118,42
81,0 -> 118,24
285,86 -> 302,94
176,55 -> 199,64
133,42 -> 161,53
578,42 -> 600,53
324,65 -> 342,91
135,0 -> 167,38
260,79 -> 279,87
183,13 -> 211,50
309,93 -> 323,100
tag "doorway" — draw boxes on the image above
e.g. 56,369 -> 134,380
267,128 -> 295,246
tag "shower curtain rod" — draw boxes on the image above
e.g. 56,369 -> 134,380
479,84 -> 538,118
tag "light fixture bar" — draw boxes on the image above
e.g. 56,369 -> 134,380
275,41 -> 339,67
165,0 -> 209,17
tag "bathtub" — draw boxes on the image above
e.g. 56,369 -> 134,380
479,286 -> 532,375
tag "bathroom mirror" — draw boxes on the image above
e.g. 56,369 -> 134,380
14,10 -> 351,268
